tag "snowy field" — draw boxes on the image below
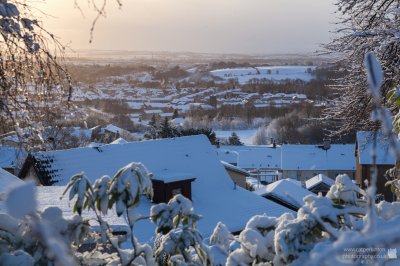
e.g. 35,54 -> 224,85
210,66 -> 317,84
214,129 -> 257,144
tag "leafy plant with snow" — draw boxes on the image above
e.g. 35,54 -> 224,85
62,162 -> 155,265
0,182 -> 89,265
151,194 -> 212,265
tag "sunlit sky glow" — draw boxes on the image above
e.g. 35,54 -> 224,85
38,0 -> 337,54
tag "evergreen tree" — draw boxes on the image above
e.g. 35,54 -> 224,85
179,128 -> 217,145
228,132 -> 243,146
148,114 -> 157,127
159,117 -> 177,138
172,109 -> 179,119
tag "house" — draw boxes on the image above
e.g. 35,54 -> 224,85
216,145 -> 281,183
142,109 -> 163,120
19,135 -> 291,242
254,179 -> 314,211
221,161 -> 250,188
281,143 -> 356,182
355,131 -> 396,202
110,138 -> 128,144
216,143 -> 355,184
305,174 -> 334,196
91,124 -> 130,143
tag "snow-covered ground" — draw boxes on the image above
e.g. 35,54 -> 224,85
214,129 -> 258,145
210,66 -> 317,84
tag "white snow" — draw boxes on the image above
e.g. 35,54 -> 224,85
36,186 -> 128,232
152,170 -> 196,183
254,179 -> 313,209
0,168 -> 22,191
281,144 -> 356,171
305,174 -> 334,190
5,181 -> 37,219
110,138 -> 128,144
210,66 -> 317,85
216,145 -> 281,169
0,146 -> 26,169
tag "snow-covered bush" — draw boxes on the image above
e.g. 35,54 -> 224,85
62,162 -> 155,265
0,182 -> 89,265
151,194 -> 211,265
326,174 -> 366,205
227,215 -> 278,265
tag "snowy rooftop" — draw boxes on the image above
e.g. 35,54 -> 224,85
221,161 -> 250,176
254,179 -> 313,209
356,131 -> 396,165
305,174 -> 334,190
0,168 -> 22,192
110,138 -> 128,144
217,144 -> 355,171
0,146 -> 26,169
104,124 -> 125,134
31,135 -> 291,242
152,170 -> 196,183
217,145 -> 282,169
210,66 -> 317,85
281,144 -> 356,171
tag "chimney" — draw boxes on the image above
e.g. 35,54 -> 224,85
323,139 -> 331,150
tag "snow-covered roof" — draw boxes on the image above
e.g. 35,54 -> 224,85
87,142 -> 104,148
305,174 -> 334,190
144,109 -> 163,114
210,66 -> 316,85
152,170 -> 196,183
110,138 -> 128,144
356,131 -> 396,165
254,179 -> 313,209
221,161 -> 250,176
30,135 -> 291,242
104,124 -> 125,134
217,145 -> 281,169
0,146 -> 26,169
0,168 -> 22,192
170,117 -> 186,125
281,144 -> 356,171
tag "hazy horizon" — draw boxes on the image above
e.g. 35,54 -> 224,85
39,0 -> 338,55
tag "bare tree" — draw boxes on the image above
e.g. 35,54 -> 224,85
324,0 -> 400,136
0,1 -> 122,149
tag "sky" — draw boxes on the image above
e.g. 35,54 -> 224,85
38,0 -> 338,55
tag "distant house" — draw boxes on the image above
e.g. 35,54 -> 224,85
254,179 -> 313,211
221,161 -> 250,188
91,124 -> 130,143
281,143 -> 356,182
305,174 -> 334,196
142,109 -> 163,120
355,131 -> 396,202
19,135 -> 291,241
216,145 -> 281,183
110,138 -> 128,145
216,143 -> 355,184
